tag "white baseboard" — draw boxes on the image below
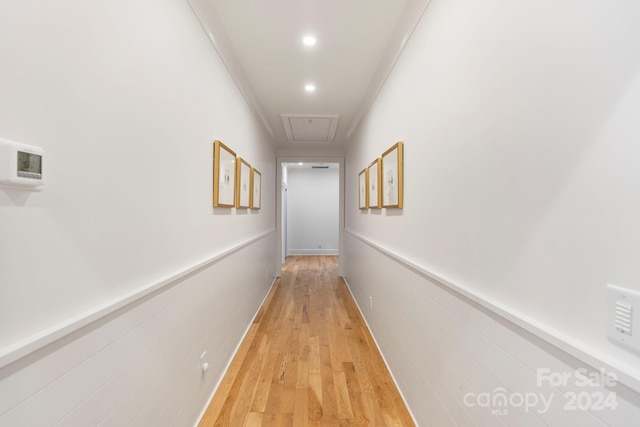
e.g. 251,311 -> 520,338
287,248 -> 339,256
342,277 -> 420,426
194,275 -> 278,426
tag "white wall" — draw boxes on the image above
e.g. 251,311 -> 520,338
0,234 -> 275,427
345,0 -> 640,425
286,167 -> 339,255
0,0 -> 275,425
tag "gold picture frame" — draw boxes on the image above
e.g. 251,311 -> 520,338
358,168 -> 368,209
213,140 -> 236,207
368,158 -> 382,208
381,141 -> 403,208
236,157 -> 252,208
250,168 -> 262,210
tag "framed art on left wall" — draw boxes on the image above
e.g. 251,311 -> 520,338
250,168 -> 262,210
213,140 -> 236,207
236,157 -> 251,208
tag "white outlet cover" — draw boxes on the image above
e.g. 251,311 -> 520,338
607,284 -> 640,353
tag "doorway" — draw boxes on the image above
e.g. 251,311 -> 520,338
276,157 -> 344,277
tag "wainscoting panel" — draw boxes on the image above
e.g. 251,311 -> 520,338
344,231 -> 640,427
0,231 -> 276,427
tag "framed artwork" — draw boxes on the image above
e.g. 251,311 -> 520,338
213,140 -> 236,207
368,158 -> 382,208
358,168 -> 368,209
381,141 -> 404,208
250,168 -> 261,210
236,157 -> 251,208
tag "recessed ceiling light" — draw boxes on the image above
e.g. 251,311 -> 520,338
302,36 -> 316,46
298,162 -> 303,166
305,84 -> 316,93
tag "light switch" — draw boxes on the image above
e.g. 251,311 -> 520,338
608,284 -> 640,353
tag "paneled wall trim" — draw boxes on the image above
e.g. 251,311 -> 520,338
0,231 -> 276,427
345,229 -> 640,395
0,229 -> 275,369
345,231 -> 640,426
341,280 -> 419,426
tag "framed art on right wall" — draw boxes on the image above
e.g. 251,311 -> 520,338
381,141 -> 403,208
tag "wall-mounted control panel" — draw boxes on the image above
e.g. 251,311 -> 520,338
608,284 -> 640,353
0,138 -> 45,190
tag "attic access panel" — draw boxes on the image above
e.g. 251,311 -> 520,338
281,114 -> 339,143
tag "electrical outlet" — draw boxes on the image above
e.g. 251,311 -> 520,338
200,351 -> 209,375
369,296 -> 373,310
318,241 -> 323,248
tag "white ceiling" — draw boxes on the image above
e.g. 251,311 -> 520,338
284,162 -> 339,170
187,0 -> 431,150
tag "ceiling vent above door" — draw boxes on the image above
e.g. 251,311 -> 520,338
280,114 -> 339,143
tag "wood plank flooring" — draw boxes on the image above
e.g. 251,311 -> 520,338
199,256 -> 415,427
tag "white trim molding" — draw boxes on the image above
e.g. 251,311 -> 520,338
186,0 -> 275,141
0,229 -> 276,369
345,229 -> 640,395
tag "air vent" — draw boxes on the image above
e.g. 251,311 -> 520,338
281,114 -> 339,143
607,284 -> 640,352
615,300 -> 633,334
312,166 -> 329,169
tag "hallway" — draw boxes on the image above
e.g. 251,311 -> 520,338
199,256 -> 414,426
3,1 -> 640,425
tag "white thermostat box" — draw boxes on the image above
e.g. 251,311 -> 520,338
0,138 -> 45,190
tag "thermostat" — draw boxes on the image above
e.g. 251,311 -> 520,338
0,138 -> 45,190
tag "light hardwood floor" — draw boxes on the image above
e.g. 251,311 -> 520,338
199,256 -> 415,426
